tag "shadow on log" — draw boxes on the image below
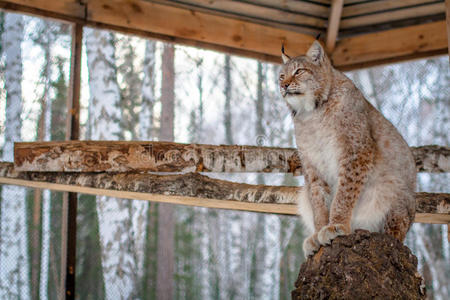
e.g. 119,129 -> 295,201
292,230 -> 426,300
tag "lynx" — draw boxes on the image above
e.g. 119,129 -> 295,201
279,41 -> 416,257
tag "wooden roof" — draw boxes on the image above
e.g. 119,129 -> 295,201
0,0 -> 448,70
157,0 -> 446,37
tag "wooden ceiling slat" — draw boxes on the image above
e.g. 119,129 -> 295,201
87,0 -> 316,58
243,0 -> 330,18
342,0 -> 442,18
446,0 -> 450,58
0,0 -> 84,17
333,21 -> 447,69
153,0 -> 326,28
340,2 -> 445,28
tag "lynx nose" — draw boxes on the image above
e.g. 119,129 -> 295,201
283,83 -> 290,89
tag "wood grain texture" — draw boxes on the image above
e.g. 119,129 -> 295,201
446,0 -> 450,59
0,162 -> 448,223
152,0 -> 326,28
13,141 -> 450,173
332,21 -> 448,69
340,2 -> 445,29
326,0 -> 344,52
342,0 -> 440,18
0,0 -> 85,18
86,0 -> 316,58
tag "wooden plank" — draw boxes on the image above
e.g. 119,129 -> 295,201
332,21 -> 448,70
244,0 -> 330,18
340,2 -> 445,29
153,0 -> 326,28
342,0 -> 441,18
86,0 -> 316,59
62,22 -> 83,300
326,0 -> 344,52
446,0 -> 450,59
13,141 -> 450,173
65,23 -> 82,141
0,169 -> 448,223
0,0 -> 85,18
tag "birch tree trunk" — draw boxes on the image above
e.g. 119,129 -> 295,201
253,61 -> 281,299
140,40 -> 156,140
156,43 -> 175,300
33,21 -> 53,300
139,39 -> 158,299
0,13 -> 30,299
85,28 -> 136,299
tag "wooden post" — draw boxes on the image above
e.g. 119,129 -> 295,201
444,0 -> 450,241
61,22 -> 82,300
446,0 -> 450,62
326,0 -> 344,52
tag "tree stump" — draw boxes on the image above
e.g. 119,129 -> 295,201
292,230 -> 426,300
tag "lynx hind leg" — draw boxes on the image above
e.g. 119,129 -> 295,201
297,188 -> 315,235
298,189 -> 321,257
384,206 -> 414,242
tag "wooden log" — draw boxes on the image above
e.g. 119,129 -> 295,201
14,141 -> 450,173
292,230 -> 426,299
0,162 -> 448,223
13,141 -> 303,174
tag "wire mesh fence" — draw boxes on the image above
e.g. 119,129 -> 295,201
0,9 -> 449,300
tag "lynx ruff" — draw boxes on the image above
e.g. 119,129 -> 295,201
279,41 -> 416,257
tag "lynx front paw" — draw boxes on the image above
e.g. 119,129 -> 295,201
317,224 -> 349,246
303,232 -> 321,258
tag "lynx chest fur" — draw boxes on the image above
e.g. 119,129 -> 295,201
296,112 -> 339,196
279,41 -> 416,258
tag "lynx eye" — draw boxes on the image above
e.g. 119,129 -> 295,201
294,68 -> 307,76
279,74 -> 285,81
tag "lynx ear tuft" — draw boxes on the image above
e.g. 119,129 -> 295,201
306,40 -> 324,64
281,43 -> 291,64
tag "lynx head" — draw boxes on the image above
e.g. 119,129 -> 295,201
279,41 -> 332,115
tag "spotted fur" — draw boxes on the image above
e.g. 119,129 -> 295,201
280,41 -> 416,257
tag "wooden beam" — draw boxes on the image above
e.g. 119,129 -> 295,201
153,0 -> 326,29
0,0 -> 315,64
446,0 -> 450,60
340,2 -> 445,29
65,23 -> 82,141
0,163 -> 448,223
326,0 -> 343,52
13,141 -> 450,173
62,22 -> 83,300
332,21 -> 448,70
342,0 -> 440,18
86,0 -> 316,59
0,0 -> 84,18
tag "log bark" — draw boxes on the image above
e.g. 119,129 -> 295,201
0,162 -> 448,223
292,230 -> 426,300
14,141 -> 450,173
